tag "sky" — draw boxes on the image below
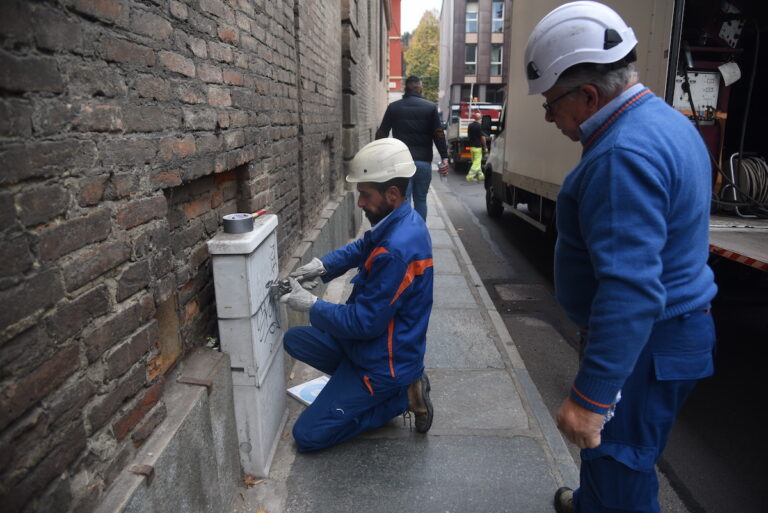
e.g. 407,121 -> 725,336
400,0 -> 443,35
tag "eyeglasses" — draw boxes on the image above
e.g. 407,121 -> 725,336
542,87 -> 581,113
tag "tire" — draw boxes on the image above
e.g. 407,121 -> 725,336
485,174 -> 504,218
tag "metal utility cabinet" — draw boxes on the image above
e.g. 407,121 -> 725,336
207,214 -> 286,477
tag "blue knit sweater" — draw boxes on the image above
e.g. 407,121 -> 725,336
555,87 -> 718,414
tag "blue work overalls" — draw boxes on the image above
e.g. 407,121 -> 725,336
574,310 -> 716,512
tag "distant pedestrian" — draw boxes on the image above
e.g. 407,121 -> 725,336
376,75 -> 449,220
524,2 -> 717,512
466,112 -> 487,182
280,138 -> 434,452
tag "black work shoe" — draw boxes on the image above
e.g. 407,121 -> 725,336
554,487 -> 574,513
407,373 -> 433,433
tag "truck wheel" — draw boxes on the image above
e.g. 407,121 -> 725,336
485,179 -> 504,218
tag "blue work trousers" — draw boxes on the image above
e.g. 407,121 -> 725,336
405,160 -> 432,220
283,326 -> 410,452
574,310 -> 716,512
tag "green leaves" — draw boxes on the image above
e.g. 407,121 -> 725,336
404,10 -> 439,102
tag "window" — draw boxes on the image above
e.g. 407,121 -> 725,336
466,2 -> 478,33
491,44 -> 503,76
465,44 -> 477,75
492,1 -> 504,33
486,84 -> 505,103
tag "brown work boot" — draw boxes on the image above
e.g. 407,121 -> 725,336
554,487 -> 574,513
407,373 -> 433,433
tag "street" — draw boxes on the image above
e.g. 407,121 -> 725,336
433,167 -> 768,513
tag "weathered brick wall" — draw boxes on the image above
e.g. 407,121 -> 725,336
0,0 -> 384,511
341,0 -> 390,174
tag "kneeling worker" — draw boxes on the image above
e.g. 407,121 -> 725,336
280,138 -> 435,452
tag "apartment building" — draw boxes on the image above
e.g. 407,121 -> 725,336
438,0 -> 510,118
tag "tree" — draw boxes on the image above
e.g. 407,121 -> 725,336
403,10 -> 439,102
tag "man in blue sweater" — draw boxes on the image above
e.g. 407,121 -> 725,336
280,138 -> 434,452
524,3 -> 718,512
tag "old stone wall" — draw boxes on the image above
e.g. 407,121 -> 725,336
0,1 -> 387,512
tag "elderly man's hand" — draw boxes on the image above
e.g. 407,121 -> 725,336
279,278 -> 318,312
556,397 -> 605,449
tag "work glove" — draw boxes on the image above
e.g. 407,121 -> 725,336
279,278 -> 317,312
289,257 -> 326,290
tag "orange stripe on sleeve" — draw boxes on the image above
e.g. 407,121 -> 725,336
387,319 -> 395,377
390,258 -> 433,305
364,247 -> 390,273
571,385 -> 613,409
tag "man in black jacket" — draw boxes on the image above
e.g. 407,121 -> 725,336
375,76 -> 449,220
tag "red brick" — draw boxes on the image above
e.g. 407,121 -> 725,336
149,169 -> 182,190
197,62 -> 222,83
208,86 -> 231,107
0,343 -> 80,430
103,38 -> 155,66
83,299 -> 148,362
70,0 -> 125,23
159,50 -> 195,77
0,233 -> 34,279
78,176 -> 107,206
182,196 -> 211,220
0,51 -> 64,93
61,239 -> 130,292
218,26 -> 238,44
116,260 -> 151,301
3,421 -> 86,513
38,209 -> 112,261
1,140 -> 98,185
159,135 -> 196,160
131,11 -> 172,40
18,184 -> 69,226
222,70 -> 244,86
105,320 -> 157,380
73,103 -> 124,132
87,363 -> 145,431
135,74 -> 170,101
116,196 -> 167,229
46,284 -> 110,343
112,380 -> 163,440
0,269 -> 65,338
132,401 -> 166,446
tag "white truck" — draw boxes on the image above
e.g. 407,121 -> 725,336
485,0 -> 768,275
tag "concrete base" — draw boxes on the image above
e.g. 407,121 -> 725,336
94,349 -> 240,513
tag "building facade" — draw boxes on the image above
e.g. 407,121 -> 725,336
387,0 -> 403,103
0,1 -> 390,511
438,0 -> 510,118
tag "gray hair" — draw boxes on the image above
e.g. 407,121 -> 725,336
555,63 -> 638,98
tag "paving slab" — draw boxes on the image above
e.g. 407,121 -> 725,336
283,436 -> 557,513
433,274 -> 479,308
433,246 -> 462,274
430,228 -> 453,248
426,369 -> 529,432
425,308 -> 504,369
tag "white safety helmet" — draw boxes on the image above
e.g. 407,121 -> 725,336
524,1 -> 638,95
346,138 -> 416,183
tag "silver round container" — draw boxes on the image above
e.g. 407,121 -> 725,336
222,213 -> 254,233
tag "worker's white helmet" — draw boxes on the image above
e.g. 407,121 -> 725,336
346,138 -> 416,183
524,1 -> 638,95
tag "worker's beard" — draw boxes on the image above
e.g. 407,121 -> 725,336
363,204 -> 394,226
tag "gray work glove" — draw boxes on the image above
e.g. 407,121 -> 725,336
279,278 -> 318,312
289,257 -> 326,290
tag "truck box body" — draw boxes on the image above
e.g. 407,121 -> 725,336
486,0 -> 768,272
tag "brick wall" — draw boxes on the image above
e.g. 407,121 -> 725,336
0,1 -> 387,511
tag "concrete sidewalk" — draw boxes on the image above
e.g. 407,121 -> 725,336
236,187 -> 579,513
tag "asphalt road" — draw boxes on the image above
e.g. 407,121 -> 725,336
432,168 -> 768,513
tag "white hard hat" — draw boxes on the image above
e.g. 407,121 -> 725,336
346,138 -> 416,183
524,1 -> 638,95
